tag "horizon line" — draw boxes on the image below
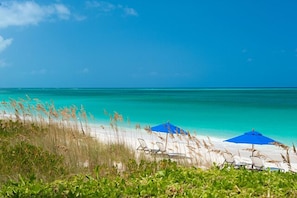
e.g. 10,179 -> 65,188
1,86 -> 297,89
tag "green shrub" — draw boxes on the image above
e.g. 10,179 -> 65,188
0,141 -> 67,182
1,161 -> 297,197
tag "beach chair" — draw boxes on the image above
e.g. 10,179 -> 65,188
222,153 -> 249,168
136,138 -> 159,154
155,142 -> 168,155
155,142 -> 188,159
222,152 -> 235,166
250,156 -> 284,171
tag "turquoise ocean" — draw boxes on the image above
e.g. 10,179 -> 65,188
0,88 -> 297,145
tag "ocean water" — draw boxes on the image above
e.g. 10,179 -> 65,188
0,88 -> 297,145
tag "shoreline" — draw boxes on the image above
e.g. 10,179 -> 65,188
87,118 -> 295,146
87,122 -> 297,172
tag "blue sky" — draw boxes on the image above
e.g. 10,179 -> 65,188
0,0 -> 297,88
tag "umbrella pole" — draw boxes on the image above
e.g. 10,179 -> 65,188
165,133 -> 168,150
251,144 -> 254,169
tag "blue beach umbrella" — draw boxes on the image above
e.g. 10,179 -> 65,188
151,122 -> 188,135
224,129 -> 277,156
151,122 -> 188,149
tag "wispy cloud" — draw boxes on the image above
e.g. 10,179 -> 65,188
73,14 -> 87,21
0,1 -> 71,28
81,68 -> 89,74
54,4 -> 71,20
247,58 -> 253,62
86,1 -> 138,16
86,1 -> 116,12
241,48 -> 247,53
0,35 -> 13,53
123,7 -> 138,16
0,59 -> 8,68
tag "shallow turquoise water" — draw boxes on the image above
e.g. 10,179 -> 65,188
1,88 -> 297,145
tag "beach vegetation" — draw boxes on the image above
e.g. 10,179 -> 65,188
0,97 -> 297,197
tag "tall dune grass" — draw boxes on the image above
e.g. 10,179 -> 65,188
0,97 -> 136,182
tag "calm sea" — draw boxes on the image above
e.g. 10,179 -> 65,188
0,88 -> 297,145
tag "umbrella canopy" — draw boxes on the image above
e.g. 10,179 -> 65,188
224,129 -> 278,158
151,122 -> 187,135
224,130 -> 276,145
150,122 -> 187,149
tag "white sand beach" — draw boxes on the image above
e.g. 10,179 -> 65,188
87,123 -> 297,172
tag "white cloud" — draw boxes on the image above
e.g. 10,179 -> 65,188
86,1 -> 116,12
0,59 -> 8,68
0,1 -> 71,28
247,58 -> 253,62
86,1 -> 138,16
0,35 -> 13,53
54,4 -> 71,20
74,14 -> 87,21
82,68 -> 89,73
123,7 -> 138,16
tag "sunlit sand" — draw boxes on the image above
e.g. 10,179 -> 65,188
88,123 -> 297,172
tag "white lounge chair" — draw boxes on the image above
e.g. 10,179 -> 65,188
222,153 -> 235,166
250,156 -> 284,171
222,153 -> 251,168
155,142 -> 188,159
136,138 -> 159,154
